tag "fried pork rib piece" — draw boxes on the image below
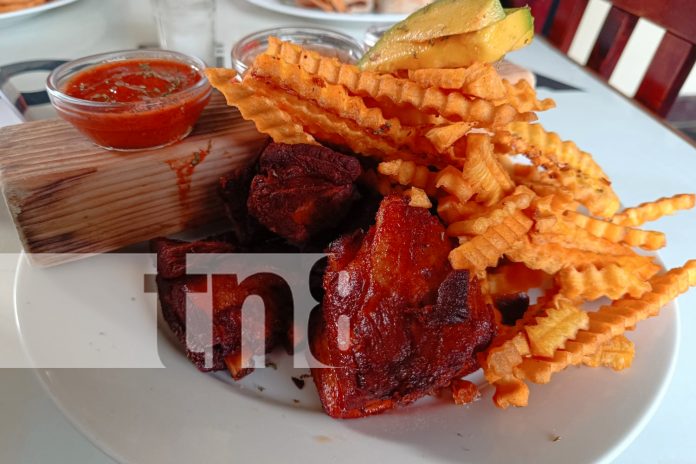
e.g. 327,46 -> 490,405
153,237 -> 292,379
311,196 -> 495,418
246,143 -> 362,244
218,162 -> 267,248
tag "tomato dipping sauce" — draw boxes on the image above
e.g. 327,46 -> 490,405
65,60 -> 202,103
47,50 -> 211,151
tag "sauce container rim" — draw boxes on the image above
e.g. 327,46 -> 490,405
46,49 -> 211,109
231,26 -> 365,76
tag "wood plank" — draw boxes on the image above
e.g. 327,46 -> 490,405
586,5 -> 638,78
0,91 -> 267,266
635,33 -> 696,117
612,0 -> 696,43
546,0 -> 589,53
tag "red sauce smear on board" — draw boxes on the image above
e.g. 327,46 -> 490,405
166,141 -> 212,203
60,59 -> 210,150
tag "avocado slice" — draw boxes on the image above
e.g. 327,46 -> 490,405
381,0 -> 506,43
359,7 -> 534,73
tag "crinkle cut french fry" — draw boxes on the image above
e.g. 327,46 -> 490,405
525,297 -> 589,358
505,237 -> 661,278
582,335 -> 634,370
610,193 -> 696,227
513,350 -> 569,384
514,260 -> 696,385
250,55 -> 440,159
549,168 -> 621,219
506,122 -> 607,180
529,178 -> 615,222
425,123 -> 472,153
408,64 -> 507,100
461,134 -> 515,206
482,332 -> 531,384
531,224 -> 638,257
504,237 -> 564,274
436,196 -> 484,224
519,179 -> 574,201
558,263 -> 651,301
205,68 -> 316,145
502,122 -> 620,218
504,161 -> 537,183
369,96 -> 447,126
530,229 -> 636,256
447,185 -> 534,236
532,191 -> 578,217
242,77 -> 420,163
566,211 -> 666,250
492,376 -> 529,408
435,166 -> 474,204
378,160 -> 437,195
492,132 -> 566,190
449,210 -> 533,271
263,37 -> 533,128
361,76 -> 525,127
404,187 -> 432,209
494,80 -> 556,113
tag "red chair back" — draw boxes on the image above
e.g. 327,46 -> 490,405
505,0 -> 696,117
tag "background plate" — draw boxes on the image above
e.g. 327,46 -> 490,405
14,251 -> 680,464
243,0 -> 406,23
0,0 -> 80,27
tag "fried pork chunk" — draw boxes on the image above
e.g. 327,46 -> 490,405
153,237 -> 292,379
310,196 -> 495,418
246,143 -> 362,244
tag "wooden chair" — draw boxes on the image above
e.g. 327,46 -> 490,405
504,0 -> 696,117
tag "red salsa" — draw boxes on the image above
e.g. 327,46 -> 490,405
58,58 -> 210,150
65,60 -> 202,103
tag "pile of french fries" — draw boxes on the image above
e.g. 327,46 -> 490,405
206,37 -> 696,408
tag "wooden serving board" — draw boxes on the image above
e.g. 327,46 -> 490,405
0,92 -> 267,266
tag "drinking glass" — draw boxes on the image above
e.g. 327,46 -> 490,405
152,0 -> 216,65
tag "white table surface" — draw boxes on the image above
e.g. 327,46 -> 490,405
1,0 -> 695,463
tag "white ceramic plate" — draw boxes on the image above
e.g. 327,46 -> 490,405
0,0 -> 80,27
14,251 -> 679,463
243,0 -> 406,23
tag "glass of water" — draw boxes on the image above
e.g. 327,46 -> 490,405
152,0 -> 216,65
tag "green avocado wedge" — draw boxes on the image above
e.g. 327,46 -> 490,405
358,7 -> 534,73
379,0 -> 506,43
